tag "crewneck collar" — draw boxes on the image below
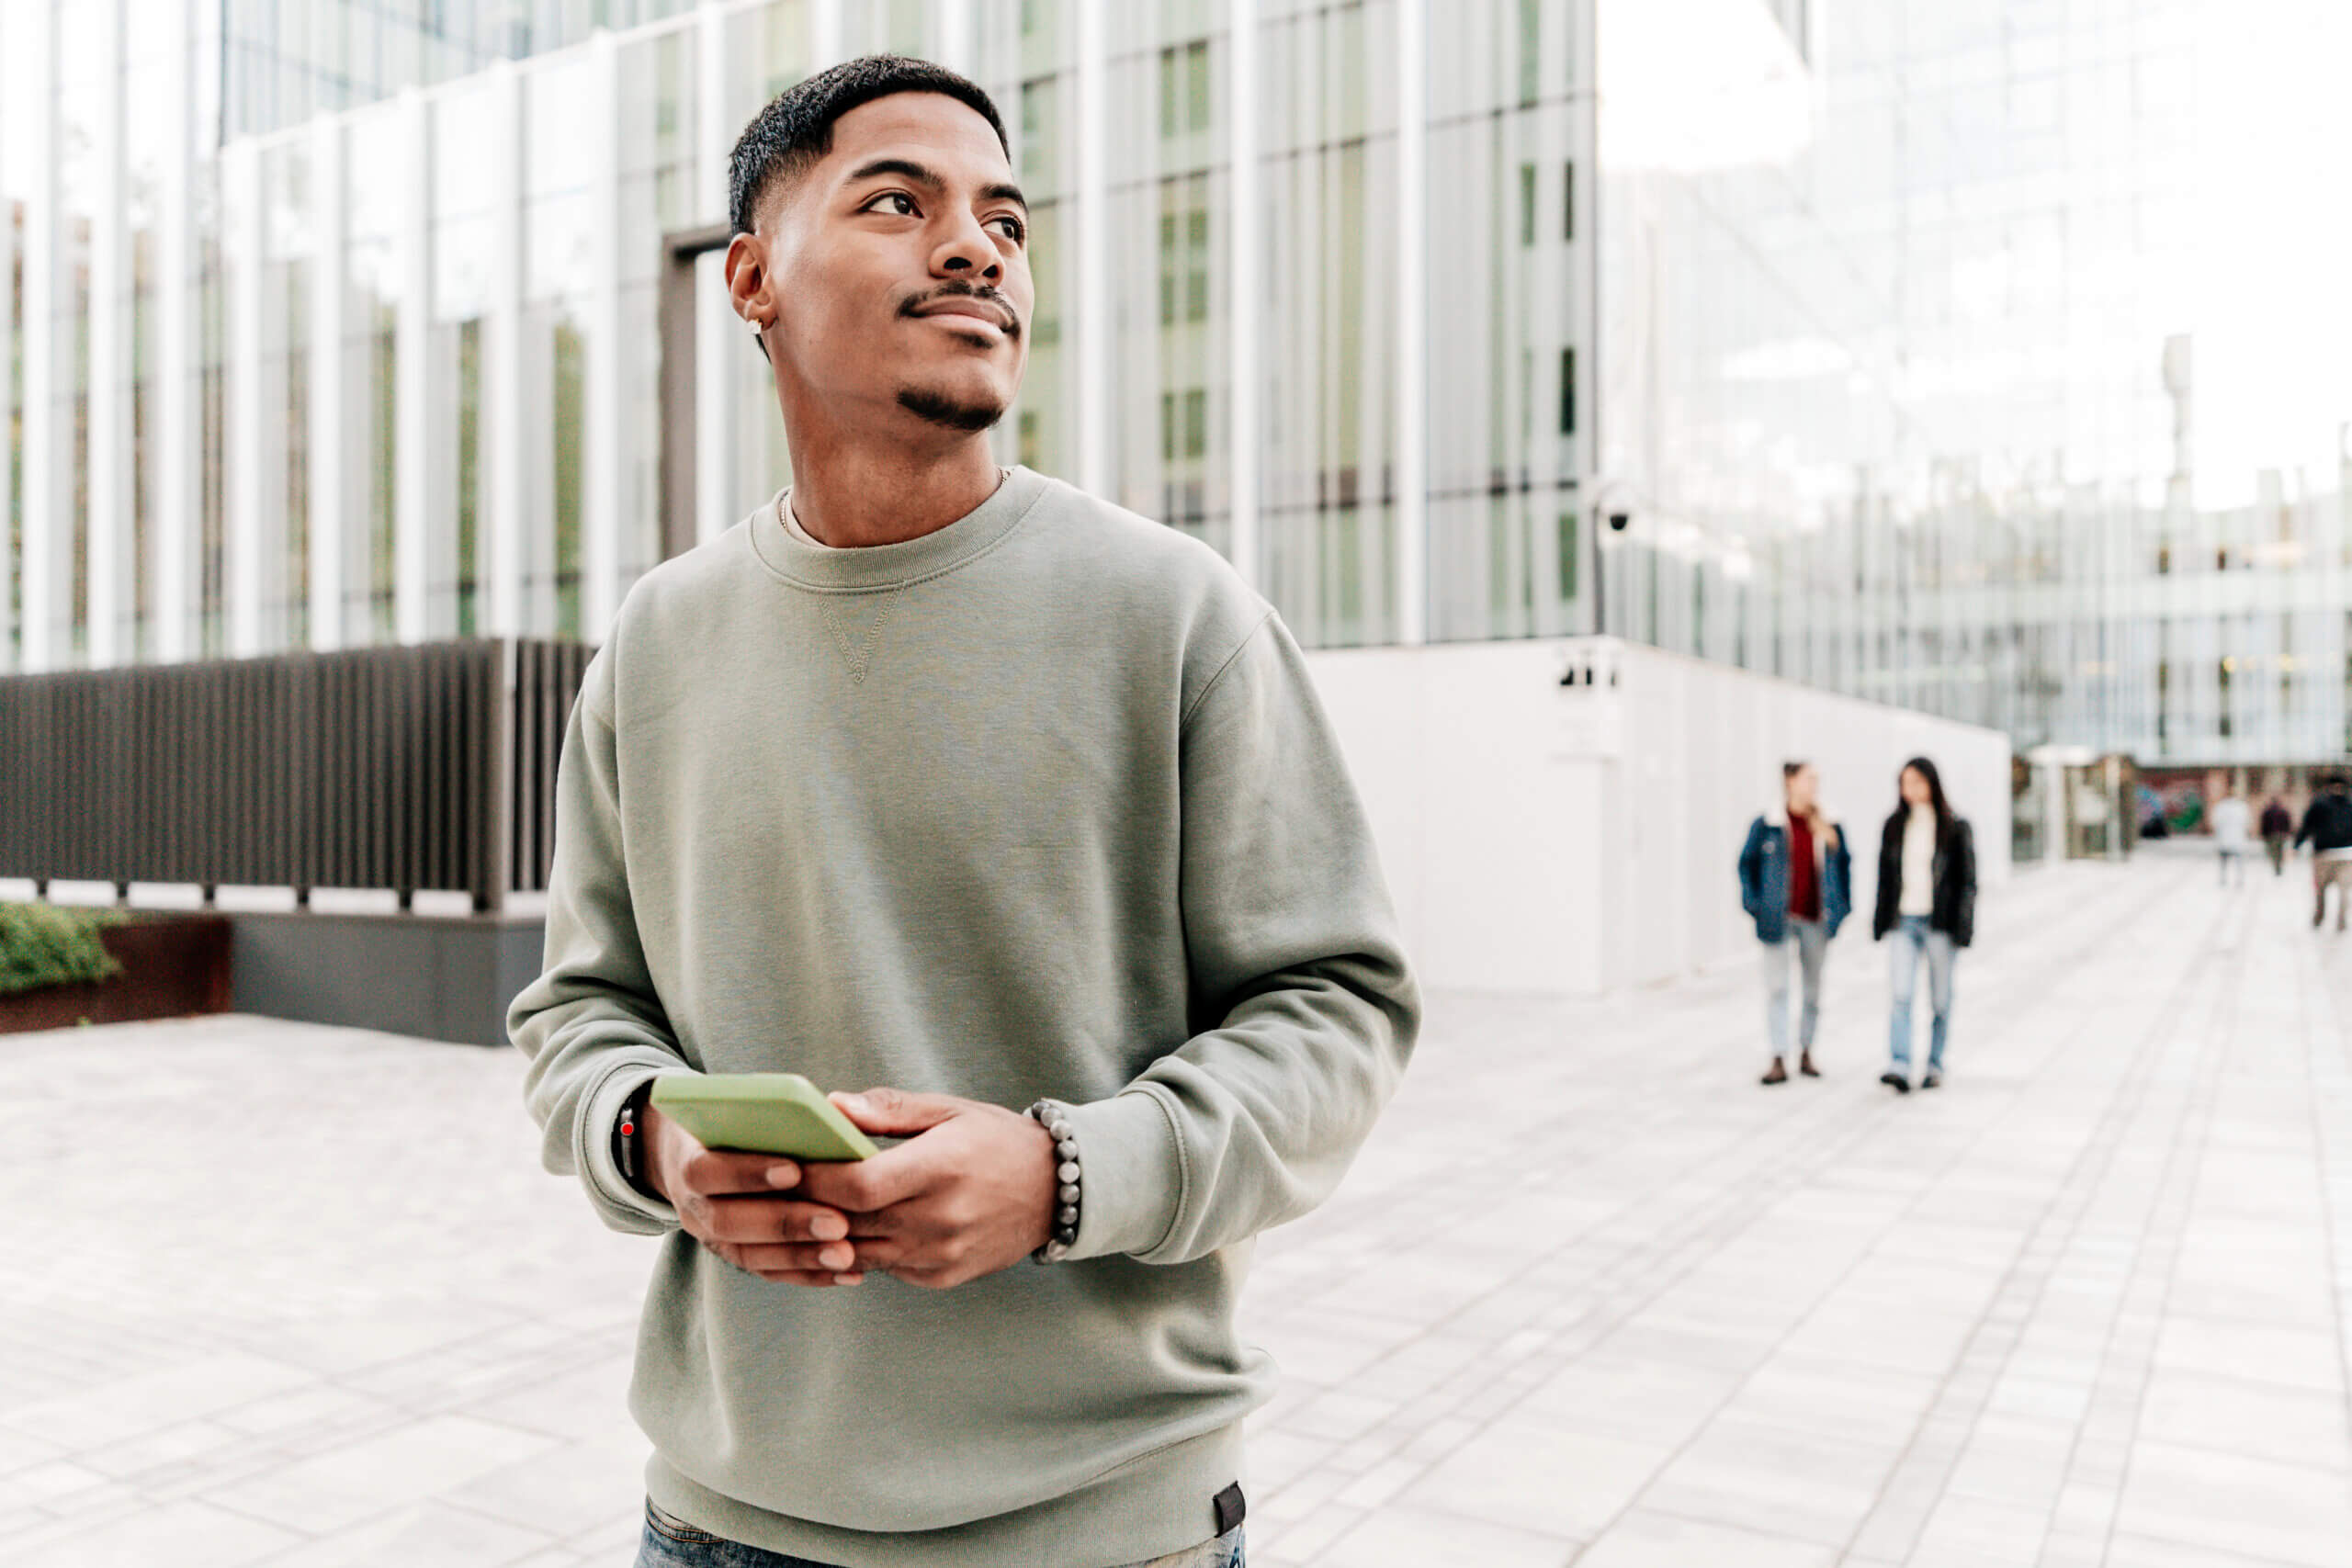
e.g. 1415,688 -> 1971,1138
747,465 -> 1051,592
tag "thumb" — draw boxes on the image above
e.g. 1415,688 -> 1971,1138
831,1086 -> 965,1135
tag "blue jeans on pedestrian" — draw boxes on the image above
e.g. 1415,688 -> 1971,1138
1887,914 -> 1956,1070
636,1498 -> 1247,1568
1763,917 -> 1828,1059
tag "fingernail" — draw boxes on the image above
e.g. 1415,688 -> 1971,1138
765,1163 -> 798,1188
835,1272 -> 864,1287
820,1244 -> 853,1269
837,1094 -> 867,1113
811,1213 -> 847,1241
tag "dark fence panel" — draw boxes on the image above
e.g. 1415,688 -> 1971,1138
0,639 -> 590,911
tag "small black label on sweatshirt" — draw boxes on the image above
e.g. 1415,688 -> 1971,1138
1213,1482 -> 1246,1535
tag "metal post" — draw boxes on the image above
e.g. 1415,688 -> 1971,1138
88,0 -> 128,667
22,0 -> 60,671
155,0 -> 196,664
1227,0 -> 1261,592
311,113 -> 346,649
395,89 -> 432,643
1395,0 -> 1428,645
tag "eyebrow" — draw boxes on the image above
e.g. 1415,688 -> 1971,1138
845,156 -> 1028,211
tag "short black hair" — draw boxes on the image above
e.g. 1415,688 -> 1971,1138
728,54 -> 1011,236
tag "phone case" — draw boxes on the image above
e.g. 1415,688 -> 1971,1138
650,1073 -> 879,1160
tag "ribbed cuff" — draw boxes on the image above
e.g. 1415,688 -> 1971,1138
1057,1089 -> 1184,1262
579,1059 -> 684,1235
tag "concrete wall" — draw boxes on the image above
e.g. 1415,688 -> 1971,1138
231,908 -> 548,1047
1302,637 -> 2013,997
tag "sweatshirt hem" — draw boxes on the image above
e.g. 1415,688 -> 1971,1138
642,1421 -> 1245,1568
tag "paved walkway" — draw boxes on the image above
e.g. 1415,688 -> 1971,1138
2,852 -> 2346,1566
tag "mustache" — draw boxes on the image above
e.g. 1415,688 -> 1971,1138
898,283 -> 1022,338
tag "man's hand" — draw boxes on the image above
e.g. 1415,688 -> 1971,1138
639,1100 -> 868,1287
795,1089 -> 1060,1289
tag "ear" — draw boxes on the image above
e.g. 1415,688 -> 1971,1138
723,231 -> 772,327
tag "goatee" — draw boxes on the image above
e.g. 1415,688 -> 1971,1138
898,387 -> 1006,433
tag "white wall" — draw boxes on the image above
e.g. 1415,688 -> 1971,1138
1303,637 -> 2013,996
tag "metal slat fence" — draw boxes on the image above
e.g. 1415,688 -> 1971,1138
0,639 -> 591,913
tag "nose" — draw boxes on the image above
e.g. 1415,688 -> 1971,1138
929,208 -> 1002,283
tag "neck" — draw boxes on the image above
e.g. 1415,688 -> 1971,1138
776,396 -> 1006,548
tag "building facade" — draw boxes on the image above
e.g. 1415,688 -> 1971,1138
2,0 -> 2345,774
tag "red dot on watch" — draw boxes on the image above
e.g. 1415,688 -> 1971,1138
619,1121 -> 635,1136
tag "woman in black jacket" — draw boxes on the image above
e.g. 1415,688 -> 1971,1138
1872,757 -> 1975,1093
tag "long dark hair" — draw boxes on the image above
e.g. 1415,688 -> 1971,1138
1898,755 -> 1956,840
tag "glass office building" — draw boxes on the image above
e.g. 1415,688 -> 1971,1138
4,0 -> 2346,770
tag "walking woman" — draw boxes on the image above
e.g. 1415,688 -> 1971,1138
1873,757 -> 1976,1092
1738,761 -> 1853,1086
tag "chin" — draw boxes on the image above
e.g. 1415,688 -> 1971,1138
896,374 -> 1013,434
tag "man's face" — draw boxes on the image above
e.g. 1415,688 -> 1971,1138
754,93 -> 1031,434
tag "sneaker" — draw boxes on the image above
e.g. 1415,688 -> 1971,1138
1760,1058 -> 1789,1086
1879,1070 -> 1911,1094
1921,1069 -> 1943,1090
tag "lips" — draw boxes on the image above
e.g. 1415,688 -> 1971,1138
912,298 -> 1015,332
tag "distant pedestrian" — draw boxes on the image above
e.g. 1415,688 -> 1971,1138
2261,795 -> 2294,875
2295,776 -> 2352,931
2211,791 -> 2251,888
1739,761 -> 1853,1087
1872,757 -> 1975,1093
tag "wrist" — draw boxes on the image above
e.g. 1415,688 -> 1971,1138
617,1080 -> 662,1201
1024,1100 -> 1082,1263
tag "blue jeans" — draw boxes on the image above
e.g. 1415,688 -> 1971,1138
1762,917 -> 1828,1058
1887,914 -> 1956,1070
636,1499 -> 1246,1568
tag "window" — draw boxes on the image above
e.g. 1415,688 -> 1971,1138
1563,161 -> 1575,242
1160,41 -> 1211,137
1519,163 -> 1537,246
1161,390 -> 1207,459
1160,183 -> 1211,324
1558,347 -> 1576,435
1186,208 -> 1209,319
1020,80 -> 1057,186
1518,0 -> 1541,106
1159,214 -> 1179,324
1557,513 -> 1578,601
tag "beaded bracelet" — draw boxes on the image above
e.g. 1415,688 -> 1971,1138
1026,1100 -> 1081,1263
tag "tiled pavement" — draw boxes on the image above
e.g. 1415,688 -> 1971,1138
3,852 -> 2348,1566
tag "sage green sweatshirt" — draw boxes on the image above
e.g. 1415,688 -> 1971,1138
506,465 -> 1418,1568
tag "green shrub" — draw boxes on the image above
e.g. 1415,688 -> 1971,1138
0,903 -> 127,997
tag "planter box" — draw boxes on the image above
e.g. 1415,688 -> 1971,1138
0,913 -> 234,1034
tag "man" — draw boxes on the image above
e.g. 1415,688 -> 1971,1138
2295,775 -> 2352,931
506,56 -> 1418,1568
2210,787 -> 2250,889
2261,794 -> 2294,875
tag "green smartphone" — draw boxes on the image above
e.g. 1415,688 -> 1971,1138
650,1073 -> 878,1161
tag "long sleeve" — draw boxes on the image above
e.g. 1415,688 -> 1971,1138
506,649 -> 688,1236
1950,821 -> 1979,948
1059,614 -> 1419,1266
1737,820 -> 1765,914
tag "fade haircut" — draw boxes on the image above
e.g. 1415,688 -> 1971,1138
728,54 -> 1011,237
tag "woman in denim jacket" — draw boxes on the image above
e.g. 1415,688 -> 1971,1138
1738,761 -> 1854,1086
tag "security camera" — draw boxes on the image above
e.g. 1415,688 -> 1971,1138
1607,512 -> 1631,532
